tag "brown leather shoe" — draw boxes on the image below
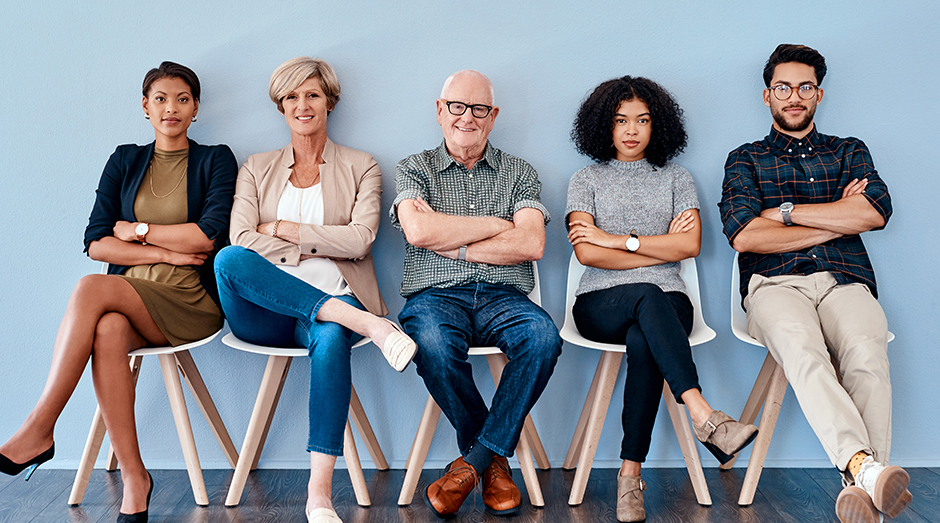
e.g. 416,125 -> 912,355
694,410 -> 758,464
481,455 -> 521,516
424,457 -> 478,518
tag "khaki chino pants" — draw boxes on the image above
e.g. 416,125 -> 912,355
744,272 -> 891,470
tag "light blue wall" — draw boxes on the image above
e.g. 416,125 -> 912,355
2,1 -> 937,471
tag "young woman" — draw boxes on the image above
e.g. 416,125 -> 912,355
565,76 -> 757,522
0,62 -> 237,523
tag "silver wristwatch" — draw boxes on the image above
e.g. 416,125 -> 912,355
779,202 -> 794,226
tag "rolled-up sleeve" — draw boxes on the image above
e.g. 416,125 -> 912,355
848,141 -> 892,230
719,148 -> 762,245
390,159 -> 429,231
510,161 -> 550,225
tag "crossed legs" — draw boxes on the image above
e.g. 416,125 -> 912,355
0,274 -> 166,514
744,272 -> 890,469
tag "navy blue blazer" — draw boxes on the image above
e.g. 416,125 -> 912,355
83,139 -> 238,305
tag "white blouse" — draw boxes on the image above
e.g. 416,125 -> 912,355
275,181 -> 351,296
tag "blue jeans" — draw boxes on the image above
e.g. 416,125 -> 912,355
399,283 -> 562,457
573,283 -> 697,462
214,245 -> 363,456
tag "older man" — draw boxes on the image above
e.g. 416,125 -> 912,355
390,70 -> 561,518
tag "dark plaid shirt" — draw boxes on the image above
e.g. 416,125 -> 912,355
720,127 -> 892,302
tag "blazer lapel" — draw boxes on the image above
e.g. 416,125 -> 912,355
320,138 -> 338,226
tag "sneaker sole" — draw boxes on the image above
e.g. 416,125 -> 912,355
836,487 -> 880,523
871,465 -> 911,518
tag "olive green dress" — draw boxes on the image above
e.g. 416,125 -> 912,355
119,148 -> 222,346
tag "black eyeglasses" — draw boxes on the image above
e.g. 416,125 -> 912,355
444,101 -> 493,118
769,84 -> 819,101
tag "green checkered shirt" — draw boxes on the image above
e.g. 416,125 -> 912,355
390,141 -> 550,297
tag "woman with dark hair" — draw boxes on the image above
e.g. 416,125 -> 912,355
565,76 -> 757,522
0,61 -> 237,523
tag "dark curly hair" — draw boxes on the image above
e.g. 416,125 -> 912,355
763,43 -> 827,87
571,76 -> 686,168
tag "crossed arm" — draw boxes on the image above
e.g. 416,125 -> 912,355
397,197 -> 545,265
567,209 -> 701,270
88,223 -> 214,267
731,178 -> 886,254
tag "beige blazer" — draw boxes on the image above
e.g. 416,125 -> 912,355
230,138 -> 388,316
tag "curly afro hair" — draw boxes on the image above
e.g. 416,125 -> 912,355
571,76 -> 687,168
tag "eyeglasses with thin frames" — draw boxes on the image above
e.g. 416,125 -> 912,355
769,84 -> 819,101
444,100 -> 493,118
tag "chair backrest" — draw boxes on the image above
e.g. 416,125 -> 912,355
729,252 -> 762,346
560,252 -> 715,349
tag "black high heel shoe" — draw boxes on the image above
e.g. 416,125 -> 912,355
117,472 -> 153,523
0,443 -> 55,481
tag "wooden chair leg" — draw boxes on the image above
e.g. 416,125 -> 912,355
343,419 -> 371,506
568,351 -> 623,506
158,353 -> 208,506
663,383 -> 712,506
105,354 -> 144,472
225,355 -> 292,507
398,395 -> 441,506
484,353 -> 546,504
523,415 -> 550,470
175,350 -> 239,469
721,353 -> 777,470
514,428 -> 544,506
68,405 -> 108,506
563,356 -> 604,470
738,361 -> 788,505
348,384 -> 388,470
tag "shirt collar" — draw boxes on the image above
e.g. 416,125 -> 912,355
432,140 -> 499,173
767,125 -> 821,153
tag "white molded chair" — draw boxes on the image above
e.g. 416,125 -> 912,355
398,262 -> 550,507
722,252 -> 894,505
560,252 -> 715,506
69,264 -> 238,506
220,333 -> 387,507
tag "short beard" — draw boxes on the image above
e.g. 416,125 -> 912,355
772,103 -> 816,133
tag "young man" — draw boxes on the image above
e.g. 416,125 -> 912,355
719,44 -> 909,523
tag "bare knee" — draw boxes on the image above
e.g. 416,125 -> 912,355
92,312 -> 144,357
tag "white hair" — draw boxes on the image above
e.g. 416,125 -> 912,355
440,70 -> 495,104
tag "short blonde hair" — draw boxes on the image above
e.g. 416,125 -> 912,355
268,57 -> 341,113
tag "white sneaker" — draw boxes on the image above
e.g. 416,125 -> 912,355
853,456 -> 912,518
836,486 -> 883,523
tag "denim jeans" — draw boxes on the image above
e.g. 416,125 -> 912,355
399,282 -> 562,457
214,245 -> 363,456
573,283 -> 697,462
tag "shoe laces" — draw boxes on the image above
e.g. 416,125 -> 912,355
854,456 -> 885,497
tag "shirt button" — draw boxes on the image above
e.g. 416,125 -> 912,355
280,257 -> 286,263
810,177 -> 815,182
788,149 -> 792,153
798,142 -> 802,146
801,154 -> 806,158
808,147 -> 813,151
469,173 -> 473,178
469,204 -> 476,209
812,254 -> 817,258
310,248 -> 317,254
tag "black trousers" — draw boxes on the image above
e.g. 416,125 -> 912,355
573,283 -> 698,462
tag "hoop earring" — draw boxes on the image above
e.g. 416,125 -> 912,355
191,116 -> 197,122
145,114 -> 150,120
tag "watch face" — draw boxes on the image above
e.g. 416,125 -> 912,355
626,237 -> 640,251
136,223 -> 148,235
780,202 -> 794,212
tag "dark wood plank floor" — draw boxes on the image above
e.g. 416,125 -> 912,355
1,467 -> 938,522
